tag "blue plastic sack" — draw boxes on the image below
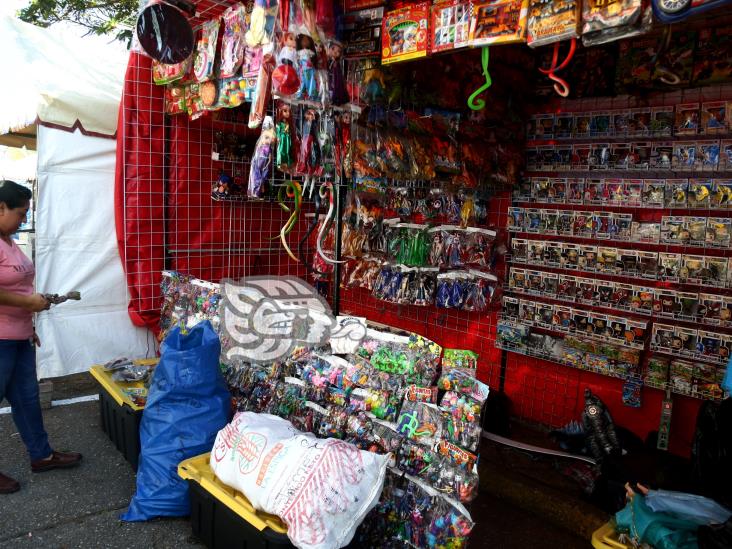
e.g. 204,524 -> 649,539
646,489 -> 732,526
122,321 -> 230,521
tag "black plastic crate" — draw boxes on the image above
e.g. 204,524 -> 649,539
98,388 -> 142,471
187,479 -> 293,549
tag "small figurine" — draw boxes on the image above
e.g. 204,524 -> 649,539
582,388 -> 620,461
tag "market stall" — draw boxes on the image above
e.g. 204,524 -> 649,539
115,0 -> 732,547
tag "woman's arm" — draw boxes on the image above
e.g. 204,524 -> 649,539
0,289 -> 49,312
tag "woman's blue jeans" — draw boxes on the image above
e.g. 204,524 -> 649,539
0,339 -> 52,461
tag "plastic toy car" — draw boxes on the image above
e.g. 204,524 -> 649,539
652,0 -> 732,23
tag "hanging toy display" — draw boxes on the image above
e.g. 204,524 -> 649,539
275,101 -> 297,172
248,52 -> 276,129
297,108 -> 322,178
245,0 -> 279,48
327,39 -> 349,106
334,111 -> 353,177
219,3 -> 248,78
296,32 -> 318,101
193,19 -> 220,82
248,116 -> 276,199
272,31 -> 300,96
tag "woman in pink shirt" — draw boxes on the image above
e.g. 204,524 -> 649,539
0,180 -> 81,494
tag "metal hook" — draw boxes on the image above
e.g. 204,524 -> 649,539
468,46 -> 492,111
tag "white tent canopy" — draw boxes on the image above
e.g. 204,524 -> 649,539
0,16 -> 153,378
0,16 -> 128,137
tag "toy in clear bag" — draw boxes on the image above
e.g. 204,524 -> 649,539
438,367 -> 490,404
245,0 -> 278,48
317,404 -> 349,438
440,391 -> 482,424
431,456 -> 480,503
365,388 -> 400,422
442,413 -> 482,453
275,101 -> 297,172
371,418 -> 405,455
220,3 -> 248,78
396,438 -> 439,478
464,273 -> 496,313
334,111 -> 353,176
465,228 -> 496,268
296,108 -> 322,176
414,269 -> 438,307
327,39 -> 349,105
425,491 -> 475,548
444,228 -> 467,268
295,32 -> 318,100
397,401 -> 444,443
290,400 -> 322,433
248,116 -> 276,198
266,377 -> 306,418
272,31 -> 300,96
153,55 -> 193,86
345,410 -> 375,449
436,273 -> 467,309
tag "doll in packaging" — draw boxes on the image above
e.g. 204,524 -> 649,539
248,116 -> 276,198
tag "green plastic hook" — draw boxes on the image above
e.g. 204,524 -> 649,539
468,46 -> 492,111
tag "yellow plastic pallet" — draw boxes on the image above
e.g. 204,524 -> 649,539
592,521 -> 632,549
89,359 -> 158,412
178,453 -> 289,535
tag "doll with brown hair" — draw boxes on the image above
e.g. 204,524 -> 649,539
275,101 -> 297,172
296,33 -> 318,100
272,31 -> 300,96
327,39 -> 348,106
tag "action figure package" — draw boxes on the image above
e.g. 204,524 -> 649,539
526,0 -> 580,48
469,0 -> 530,46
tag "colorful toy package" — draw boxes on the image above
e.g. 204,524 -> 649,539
469,0 -> 529,46
431,0 -> 472,53
526,0 -> 580,48
381,2 -> 431,64
442,349 -> 479,375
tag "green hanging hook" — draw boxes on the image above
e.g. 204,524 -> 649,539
468,46 -> 492,111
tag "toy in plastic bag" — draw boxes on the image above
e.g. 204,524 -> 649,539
211,412 -> 389,549
136,0 -> 194,64
248,116 -> 276,198
437,368 -> 490,404
194,18 -> 220,82
581,0 -> 651,47
122,321 -> 230,521
272,31 -> 300,97
275,101 -> 297,172
245,0 -> 278,48
219,3 -> 247,77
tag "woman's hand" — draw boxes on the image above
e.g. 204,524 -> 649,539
32,332 -> 41,347
25,293 -> 50,312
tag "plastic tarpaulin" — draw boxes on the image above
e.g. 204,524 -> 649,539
0,16 -> 127,137
35,125 -> 152,378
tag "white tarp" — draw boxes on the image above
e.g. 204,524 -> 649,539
0,16 -> 127,137
34,125 -> 153,378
